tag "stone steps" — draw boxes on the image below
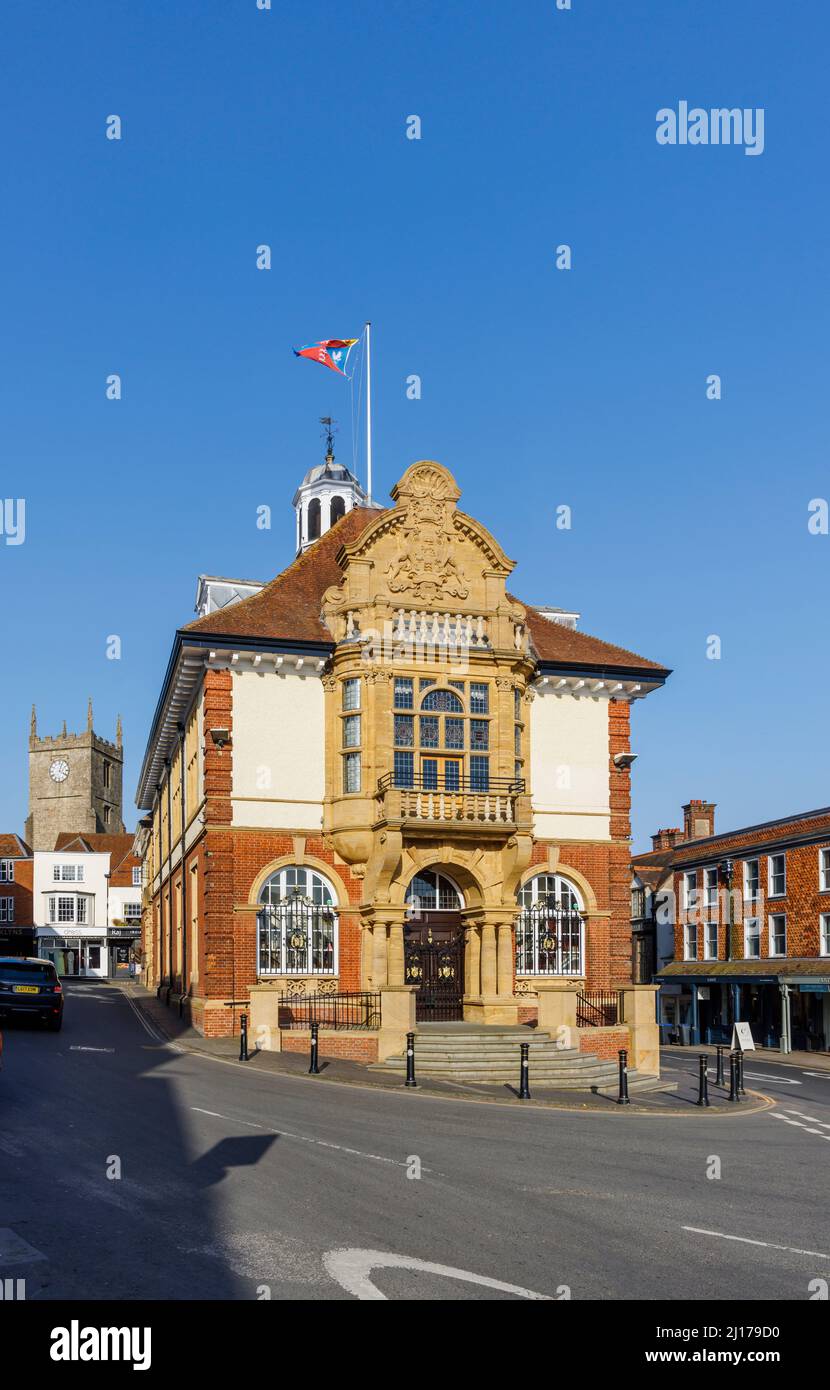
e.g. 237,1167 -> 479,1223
372,1025 -> 634,1089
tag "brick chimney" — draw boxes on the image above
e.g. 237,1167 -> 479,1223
651,828 -> 683,852
682,799 -> 716,841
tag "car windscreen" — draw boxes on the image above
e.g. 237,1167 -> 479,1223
0,962 -> 57,984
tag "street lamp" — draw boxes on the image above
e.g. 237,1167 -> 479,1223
720,859 -> 734,962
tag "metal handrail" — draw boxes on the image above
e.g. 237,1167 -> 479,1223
576,989 -> 623,1028
377,772 -> 525,795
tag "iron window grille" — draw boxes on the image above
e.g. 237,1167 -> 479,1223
257,894 -> 338,976
515,897 -> 585,977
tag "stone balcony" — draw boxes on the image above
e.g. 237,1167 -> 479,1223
375,773 -> 528,837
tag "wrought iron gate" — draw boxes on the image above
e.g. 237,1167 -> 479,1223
404,916 -> 464,1022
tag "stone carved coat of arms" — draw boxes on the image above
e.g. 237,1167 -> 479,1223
385,473 -> 469,604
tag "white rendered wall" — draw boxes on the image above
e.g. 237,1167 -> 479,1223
530,691 -> 611,841
231,667 -> 325,830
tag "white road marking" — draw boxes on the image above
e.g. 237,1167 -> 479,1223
0,1229 -> 47,1267
189,1106 -> 440,1173
782,1109 -> 830,1129
69,1046 -> 115,1053
769,1112 -> 830,1140
682,1226 -> 830,1262
743,1072 -> 801,1084
803,1071 -> 830,1079
118,989 -> 168,1042
323,1247 -> 552,1301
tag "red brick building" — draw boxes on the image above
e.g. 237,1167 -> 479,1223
632,802 -> 830,1050
0,833 -> 35,957
136,458 -> 669,1056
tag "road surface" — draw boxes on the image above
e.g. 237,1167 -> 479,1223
1,983 -> 828,1300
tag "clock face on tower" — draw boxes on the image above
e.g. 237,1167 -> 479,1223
49,759 -> 70,783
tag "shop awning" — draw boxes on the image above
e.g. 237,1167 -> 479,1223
657,959 -> 830,985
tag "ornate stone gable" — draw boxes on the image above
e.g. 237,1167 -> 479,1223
385,466 -> 469,604
322,460 -> 521,643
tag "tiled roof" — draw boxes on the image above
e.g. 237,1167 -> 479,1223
521,602 -> 669,675
180,507 -> 670,676
0,833 -> 31,858
53,832 -> 139,875
182,507 -> 374,645
647,808 -> 830,871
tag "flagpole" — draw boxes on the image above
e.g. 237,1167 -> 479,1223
365,321 -> 372,501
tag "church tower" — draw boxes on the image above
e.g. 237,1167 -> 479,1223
292,417 -> 369,553
25,701 -> 125,850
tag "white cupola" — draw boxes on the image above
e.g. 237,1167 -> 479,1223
292,418 -> 369,553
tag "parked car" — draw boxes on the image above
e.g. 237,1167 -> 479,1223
0,957 -> 64,1031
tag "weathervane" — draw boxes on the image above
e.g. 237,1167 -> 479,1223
320,415 -> 338,463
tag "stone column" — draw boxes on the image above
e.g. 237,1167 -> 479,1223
535,979 -> 580,1048
372,922 -> 388,989
480,923 -> 498,996
620,984 -> 661,1076
360,924 -> 374,989
387,922 -> 405,987
496,923 -> 514,999
464,923 -> 481,997
378,985 -> 417,1061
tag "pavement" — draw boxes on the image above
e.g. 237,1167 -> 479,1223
4,980 -> 829,1301
118,981 -> 771,1114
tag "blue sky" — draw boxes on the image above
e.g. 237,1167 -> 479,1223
1,0 -> 827,849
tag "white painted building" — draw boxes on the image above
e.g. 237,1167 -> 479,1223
33,834 -> 142,978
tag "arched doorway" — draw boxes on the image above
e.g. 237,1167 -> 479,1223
404,869 -> 465,1021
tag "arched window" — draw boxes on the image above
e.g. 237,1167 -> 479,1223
330,495 -> 346,525
405,869 -> 463,914
420,689 -> 464,713
307,497 -> 322,541
257,866 -> 338,975
515,873 -> 584,976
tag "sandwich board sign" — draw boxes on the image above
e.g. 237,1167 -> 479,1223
731,1022 -> 755,1052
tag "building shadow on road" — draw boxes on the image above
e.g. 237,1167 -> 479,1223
0,986 -> 274,1300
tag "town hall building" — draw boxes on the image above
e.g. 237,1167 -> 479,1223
135,452 -> 670,1069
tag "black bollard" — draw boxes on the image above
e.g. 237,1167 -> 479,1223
737,1048 -> 746,1096
518,1042 -> 531,1100
308,1020 -> 321,1075
617,1048 -> 630,1105
239,1012 -> 249,1062
715,1045 -> 724,1087
728,1050 -> 740,1102
696,1054 -> 710,1107
405,1031 -> 417,1088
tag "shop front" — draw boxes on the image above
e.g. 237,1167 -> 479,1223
0,925 -> 37,958
107,926 -> 141,978
37,927 -> 108,979
657,961 -> 830,1052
